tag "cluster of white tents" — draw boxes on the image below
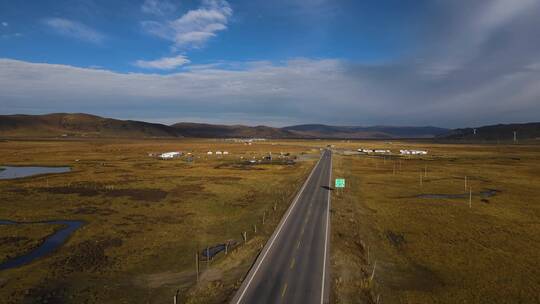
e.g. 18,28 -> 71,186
357,149 -> 391,154
207,151 -> 229,155
155,150 -> 232,159
159,151 -> 182,159
399,149 -> 428,155
357,148 -> 428,155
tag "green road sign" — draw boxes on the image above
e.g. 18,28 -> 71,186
335,178 -> 345,188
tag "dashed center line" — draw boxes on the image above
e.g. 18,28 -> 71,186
281,283 -> 288,298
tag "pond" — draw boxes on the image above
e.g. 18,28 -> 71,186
0,166 -> 71,180
0,219 -> 84,270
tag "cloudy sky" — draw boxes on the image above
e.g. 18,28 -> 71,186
1,0 -> 540,127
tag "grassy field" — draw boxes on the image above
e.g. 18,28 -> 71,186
0,138 -> 318,303
329,141 -> 540,303
3,138 -> 539,303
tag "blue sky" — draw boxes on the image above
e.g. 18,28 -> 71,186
1,0 -> 414,71
1,0 -> 540,127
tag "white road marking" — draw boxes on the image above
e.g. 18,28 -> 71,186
281,283 -> 288,298
232,152 -> 325,304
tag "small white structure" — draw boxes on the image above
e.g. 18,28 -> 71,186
207,151 -> 213,155
159,151 -> 182,159
358,148 -> 374,153
400,149 -> 428,155
216,151 -> 223,155
223,151 -> 229,155
374,149 -> 391,154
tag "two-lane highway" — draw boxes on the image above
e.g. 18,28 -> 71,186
231,149 -> 332,304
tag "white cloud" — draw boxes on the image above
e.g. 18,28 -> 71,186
142,0 -> 232,49
141,0 -> 176,16
1,22 -> 7,27
134,55 -> 191,70
422,0 -> 540,76
43,18 -> 105,44
3,1 -> 540,127
2,57 -> 540,127
1,33 -> 22,39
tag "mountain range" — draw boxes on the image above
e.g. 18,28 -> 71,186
0,113 -> 538,140
441,122 -> 540,141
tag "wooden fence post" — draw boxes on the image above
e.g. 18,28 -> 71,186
173,289 -> 179,304
195,252 -> 199,282
206,246 -> 210,268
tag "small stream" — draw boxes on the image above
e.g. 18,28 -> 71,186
0,220 -> 84,270
0,166 -> 71,180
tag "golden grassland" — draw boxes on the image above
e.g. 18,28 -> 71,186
0,138 -> 318,303
329,141 -> 540,303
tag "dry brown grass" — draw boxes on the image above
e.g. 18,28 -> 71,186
0,138 -> 318,303
330,140 -> 540,303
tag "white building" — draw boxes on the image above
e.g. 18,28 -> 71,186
223,151 -> 229,155
374,149 -> 391,154
159,151 -> 182,159
358,149 -> 374,153
216,151 -> 223,155
400,149 -> 428,155
207,151 -> 213,155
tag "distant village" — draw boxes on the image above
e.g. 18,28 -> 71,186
344,148 -> 428,156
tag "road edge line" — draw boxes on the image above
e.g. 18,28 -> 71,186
231,150 -> 325,304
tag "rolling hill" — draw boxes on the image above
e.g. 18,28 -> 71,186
440,122 -> 540,141
0,113 -> 182,138
283,124 -> 448,139
0,113 -> 453,139
171,122 -> 294,138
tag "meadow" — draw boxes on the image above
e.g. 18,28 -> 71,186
2,138 -> 539,304
0,138 -> 317,303
329,141 -> 540,303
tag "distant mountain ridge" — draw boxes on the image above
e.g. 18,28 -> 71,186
283,124 -> 448,139
0,112 -> 479,139
0,113 -> 182,138
440,122 -> 540,141
171,122 -> 294,138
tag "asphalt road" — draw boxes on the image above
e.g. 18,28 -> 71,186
231,150 -> 332,304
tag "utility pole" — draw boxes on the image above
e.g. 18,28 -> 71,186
469,187 -> 472,208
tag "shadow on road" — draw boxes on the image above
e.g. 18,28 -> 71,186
321,186 -> 334,191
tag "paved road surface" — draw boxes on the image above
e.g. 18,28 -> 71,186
231,150 -> 332,304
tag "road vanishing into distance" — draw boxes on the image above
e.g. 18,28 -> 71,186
231,149 -> 332,304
